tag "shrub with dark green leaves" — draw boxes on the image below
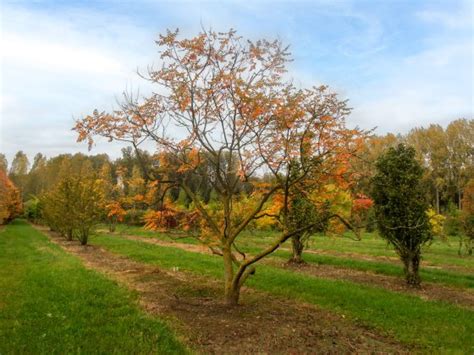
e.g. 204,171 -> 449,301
371,144 -> 432,286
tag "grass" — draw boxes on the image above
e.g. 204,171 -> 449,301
272,250 -> 474,288
0,220 -> 186,354
104,225 -> 474,289
91,234 -> 474,352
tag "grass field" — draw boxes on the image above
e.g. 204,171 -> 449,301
91,233 -> 474,352
2,220 -> 474,353
0,220 -> 186,354
108,224 -> 474,288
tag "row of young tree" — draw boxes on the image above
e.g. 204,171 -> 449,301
1,29 -> 472,305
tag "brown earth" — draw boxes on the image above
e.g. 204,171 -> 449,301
116,233 -> 474,309
33,225 -> 411,354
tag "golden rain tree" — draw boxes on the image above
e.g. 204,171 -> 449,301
74,28 -> 364,305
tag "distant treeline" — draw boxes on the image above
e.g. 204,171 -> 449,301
1,118 -> 472,215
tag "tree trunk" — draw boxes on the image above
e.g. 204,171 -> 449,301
289,234 -> 305,264
79,228 -> 88,245
458,186 -> 462,210
225,284 -> 241,306
223,247 -> 240,306
403,254 -> 421,286
109,222 -> 116,233
435,187 -> 440,214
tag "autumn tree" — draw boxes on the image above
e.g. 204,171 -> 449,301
97,162 -> 124,232
42,166 -> 78,240
371,144 -> 432,286
459,179 -> 474,255
445,119 -> 474,210
9,150 -> 29,199
0,154 -> 7,172
74,29 -> 364,305
73,176 -> 105,245
0,169 -> 22,224
42,161 -> 104,244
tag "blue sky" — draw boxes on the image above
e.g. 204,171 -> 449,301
1,0 -> 472,165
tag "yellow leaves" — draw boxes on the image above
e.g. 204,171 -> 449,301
427,208 -> 446,237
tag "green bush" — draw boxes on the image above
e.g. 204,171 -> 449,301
23,196 -> 42,223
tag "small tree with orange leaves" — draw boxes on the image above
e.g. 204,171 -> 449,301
74,29 -> 365,305
0,170 -> 22,224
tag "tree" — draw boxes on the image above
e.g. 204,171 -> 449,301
445,119 -> 474,210
25,153 -> 48,197
42,162 -> 104,245
459,179 -> 474,256
371,144 -> 432,286
0,169 -> 22,224
72,175 -> 105,245
286,189 -> 329,264
0,154 -> 7,172
406,125 -> 448,213
74,29 -> 364,305
9,150 -> 29,199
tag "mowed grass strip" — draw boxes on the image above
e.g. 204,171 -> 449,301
110,224 -> 474,270
92,234 -> 474,352
106,226 -> 473,289
0,220 -> 186,354
271,250 -> 474,288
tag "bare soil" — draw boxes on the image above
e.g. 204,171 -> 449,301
118,234 -> 474,309
34,225 -> 411,353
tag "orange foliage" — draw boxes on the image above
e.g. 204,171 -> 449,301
106,201 -> 126,223
144,200 -> 201,232
352,194 -> 374,212
0,170 -> 22,224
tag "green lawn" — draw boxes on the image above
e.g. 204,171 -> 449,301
0,220 -> 186,354
105,225 -> 474,289
111,224 -> 473,268
91,234 -> 474,352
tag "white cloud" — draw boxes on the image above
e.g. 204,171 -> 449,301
0,0 -> 472,164
1,33 -> 124,75
350,39 -> 473,133
0,3 -> 154,163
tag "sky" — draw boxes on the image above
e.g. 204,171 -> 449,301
0,0 -> 473,165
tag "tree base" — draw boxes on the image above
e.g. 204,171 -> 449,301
405,274 -> 421,288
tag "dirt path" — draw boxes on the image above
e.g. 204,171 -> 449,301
33,225 -> 410,353
118,233 -> 474,309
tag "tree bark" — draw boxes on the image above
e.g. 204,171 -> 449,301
289,234 -> 305,264
403,253 -> 421,287
223,246 -> 240,306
